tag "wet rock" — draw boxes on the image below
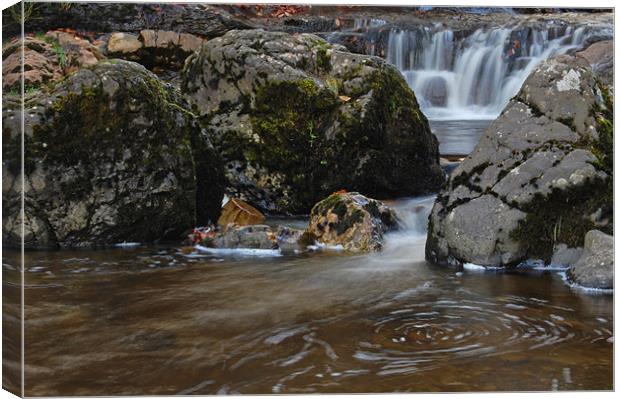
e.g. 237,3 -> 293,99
275,226 -> 305,253
212,224 -> 277,249
218,198 -> 266,227
426,54 -> 613,268
567,230 -> 613,289
576,40 -> 613,89
422,76 -> 448,107
182,29 -> 443,214
307,192 -> 399,252
2,60 -> 225,249
550,244 -> 583,267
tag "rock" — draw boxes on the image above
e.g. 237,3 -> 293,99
44,30 -> 103,73
2,32 -> 103,91
182,29 -> 443,214
2,36 -> 63,90
212,224 -> 277,249
550,244 -> 583,267
218,198 -> 266,227
426,54 -> 613,268
567,230 -> 613,289
422,76 -> 448,107
106,30 -> 206,73
4,3 -> 253,39
275,226 -> 305,253
576,40 -> 613,89
2,60 -> 225,249
107,32 -> 143,54
307,192 -> 399,252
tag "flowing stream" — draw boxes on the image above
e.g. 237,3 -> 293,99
385,23 -> 608,154
3,197 -> 613,395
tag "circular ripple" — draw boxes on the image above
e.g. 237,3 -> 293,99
355,294 -> 612,376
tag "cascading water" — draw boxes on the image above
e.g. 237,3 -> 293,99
387,24 -> 599,120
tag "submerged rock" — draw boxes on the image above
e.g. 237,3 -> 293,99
308,191 -> 399,252
2,60 -> 225,249
182,29 -> 443,214
567,230 -> 613,290
426,54 -> 613,268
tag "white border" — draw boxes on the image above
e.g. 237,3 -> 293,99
0,1 -> 616,399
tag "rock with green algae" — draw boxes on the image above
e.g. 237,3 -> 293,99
425,54 -> 613,268
182,29 -> 443,214
307,191 -> 399,252
2,60 -> 225,249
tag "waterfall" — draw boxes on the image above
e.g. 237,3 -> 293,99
387,24 -> 604,120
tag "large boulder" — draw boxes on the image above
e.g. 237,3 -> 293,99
3,3 -> 253,39
182,29 -> 443,214
2,60 -> 225,249
566,230 -> 613,290
426,55 -> 613,268
307,191 -> 399,252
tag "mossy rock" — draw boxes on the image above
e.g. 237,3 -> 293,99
182,29 -> 443,214
307,191 -> 399,252
426,55 -> 613,268
2,60 -> 225,248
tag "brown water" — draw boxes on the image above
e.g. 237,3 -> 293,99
2,197 -> 613,395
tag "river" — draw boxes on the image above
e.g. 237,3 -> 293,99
3,197 -> 613,395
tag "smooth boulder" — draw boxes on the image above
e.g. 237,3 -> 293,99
182,29 -> 443,214
567,230 -> 613,290
307,191 -> 399,252
426,54 -> 613,268
2,60 -> 225,248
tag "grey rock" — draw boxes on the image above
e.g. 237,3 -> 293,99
275,226 -> 305,254
213,224 -> 277,249
422,76 -> 448,107
576,40 -> 613,89
550,244 -> 583,267
2,60 -> 225,249
567,230 -> 613,289
182,29 -> 443,214
426,54 -> 612,268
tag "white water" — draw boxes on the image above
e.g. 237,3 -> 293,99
387,24 -> 597,120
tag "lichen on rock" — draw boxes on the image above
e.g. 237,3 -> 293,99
307,191 -> 399,252
182,29 -> 443,214
2,60 -> 225,248
426,54 -> 613,268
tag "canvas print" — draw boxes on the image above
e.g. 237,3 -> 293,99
1,1 -> 614,396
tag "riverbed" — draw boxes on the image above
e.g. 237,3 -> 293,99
3,197 -> 613,395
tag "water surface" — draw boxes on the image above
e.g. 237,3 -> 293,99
3,197 -> 613,395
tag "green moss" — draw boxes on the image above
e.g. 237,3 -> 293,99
510,177 -> 612,262
335,208 -> 364,235
249,78 -> 340,212
314,41 -> 332,73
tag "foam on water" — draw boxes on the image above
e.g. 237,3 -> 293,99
195,245 -> 283,257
